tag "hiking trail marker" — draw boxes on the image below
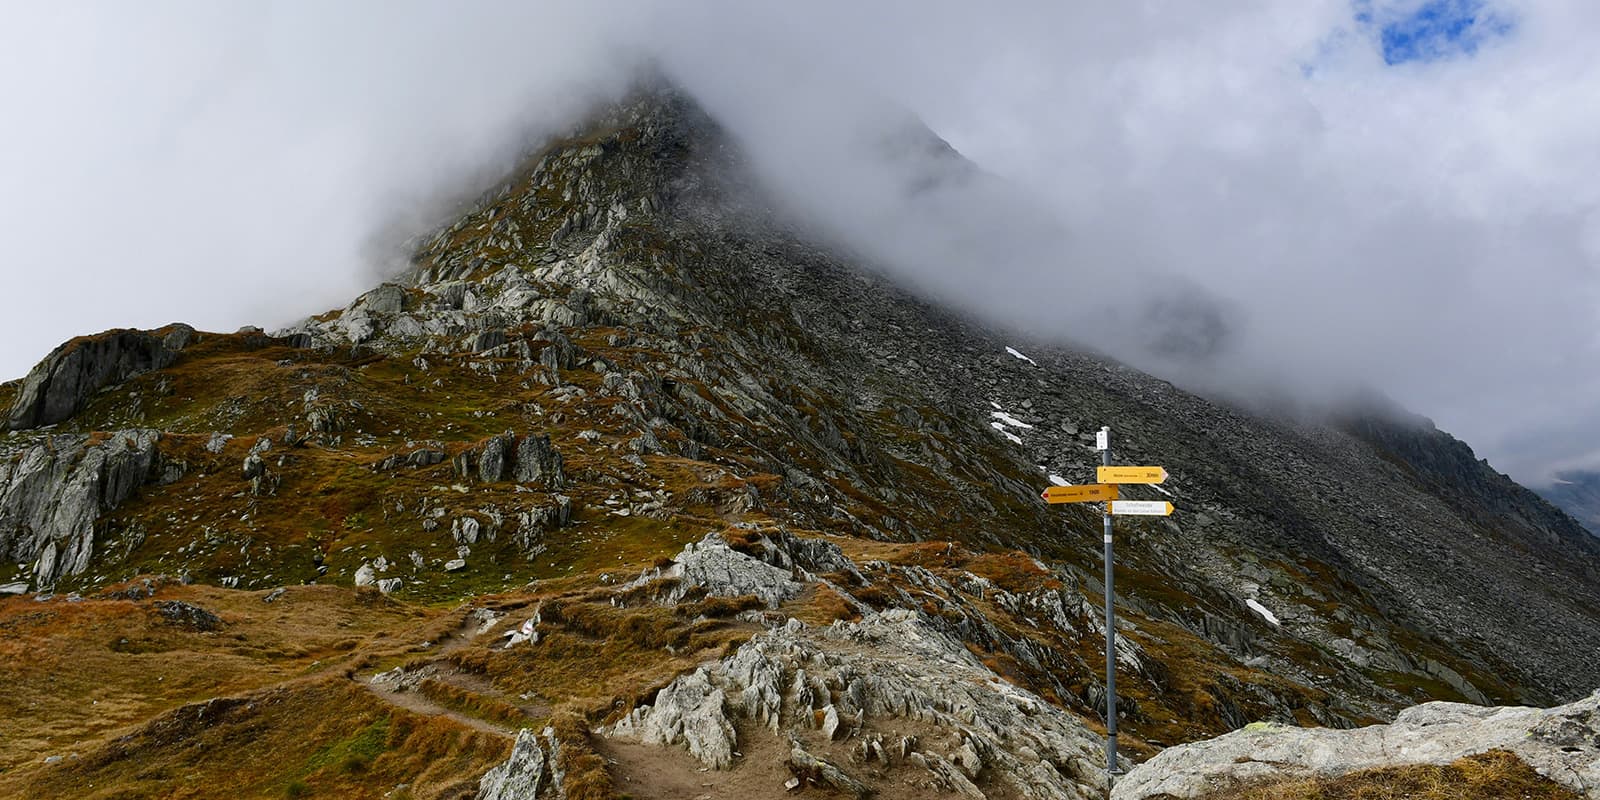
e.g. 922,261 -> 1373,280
1041,484 -> 1118,504
1097,465 -> 1168,484
1110,500 -> 1174,516
1041,426 -> 1175,780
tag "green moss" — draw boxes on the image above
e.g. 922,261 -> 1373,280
299,716 -> 390,778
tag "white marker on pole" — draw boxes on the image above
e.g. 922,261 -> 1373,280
1109,500 -> 1175,516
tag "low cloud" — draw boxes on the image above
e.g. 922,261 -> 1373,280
3,1 -> 1598,485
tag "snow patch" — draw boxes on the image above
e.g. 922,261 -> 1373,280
1005,346 -> 1038,366
1048,474 -> 1070,486
1151,483 -> 1173,497
1245,598 -> 1280,626
990,410 -> 1034,429
989,422 -> 1024,445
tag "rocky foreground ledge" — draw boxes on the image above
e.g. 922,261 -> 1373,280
1112,690 -> 1600,799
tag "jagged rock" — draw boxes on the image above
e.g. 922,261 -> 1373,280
607,611 -> 1114,798
514,496 -> 571,552
444,559 -> 467,572
514,434 -> 565,487
0,581 -> 29,595
1111,690 -> 1600,799
452,517 -> 481,545
910,751 -> 987,800
820,704 -> 842,739
376,577 -> 402,594
153,600 -> 221,632
326,283 -> 408,344
6,325 -> 193,430
353,283 -> 407,315
472,330 -> 507,352
787,741 -> 870,799
625,532 -> 802,608
479,432 -> 515,482
479,727 -> 559,800
354,562 -> 376,588
610,666 -> 738,769
0,429 -> 162,586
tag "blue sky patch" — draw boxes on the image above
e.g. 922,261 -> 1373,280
1354,0 -> 1515,65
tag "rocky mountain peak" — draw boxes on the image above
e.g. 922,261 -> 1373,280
3,78 -> 1600,799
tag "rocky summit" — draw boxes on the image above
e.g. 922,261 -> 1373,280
2,82 -> 1599,799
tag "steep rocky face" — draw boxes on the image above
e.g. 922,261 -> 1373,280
6,325 -> 194,431
4,82 -> 1600,797
0,428 -> 167,587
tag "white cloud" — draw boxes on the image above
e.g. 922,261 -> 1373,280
2,1 -> 1599,485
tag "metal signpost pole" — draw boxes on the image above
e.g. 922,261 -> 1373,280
1099,426 -> 1119,775
1042,429 -> 1171,784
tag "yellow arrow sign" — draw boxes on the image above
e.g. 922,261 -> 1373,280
1041,484 -> 1118,504
1097,466 -> 1168,484
1110,500 -> 1174,516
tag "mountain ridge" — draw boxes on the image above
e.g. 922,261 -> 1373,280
2,81 -> 1598,798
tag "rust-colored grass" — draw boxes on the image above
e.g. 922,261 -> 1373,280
417,677 -> 528,726
0,582 -> 434,778
10,677 -> 508,800
443,590 -> 756,724
549,709 -> 614,800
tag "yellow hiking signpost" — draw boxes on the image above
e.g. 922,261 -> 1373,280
1040,427 -> 1175,780
1097,465 -> 1168,484
1040,484 -> 1118,504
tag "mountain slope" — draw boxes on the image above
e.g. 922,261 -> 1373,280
1538,470 -> 1600,534
3,82 -> 1599,798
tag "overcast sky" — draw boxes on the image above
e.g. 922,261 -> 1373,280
2,1 -> 1598,485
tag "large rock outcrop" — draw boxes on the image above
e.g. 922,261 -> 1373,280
607,611 -> 1119,799
0,429 -> 163,586
6,325 -> 193,430
623,531 -> 804,609
1111,691 -> 1600,799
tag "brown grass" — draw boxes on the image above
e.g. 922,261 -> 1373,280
8,677 -> 508,800
790,583 -> 860,625
0,582 -> 432,776
417,677 -> 529,726
549,710 -> 614,800
442,590 -> 756,724
1183,750 -> 1581,800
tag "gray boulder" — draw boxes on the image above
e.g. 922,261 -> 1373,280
479,727 -> 559,800
478,432 -> 516,482
1111,691 -> 1600,799
7,325 -> 193,430
514,434 -> 565,487
624,532 -> 803,609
